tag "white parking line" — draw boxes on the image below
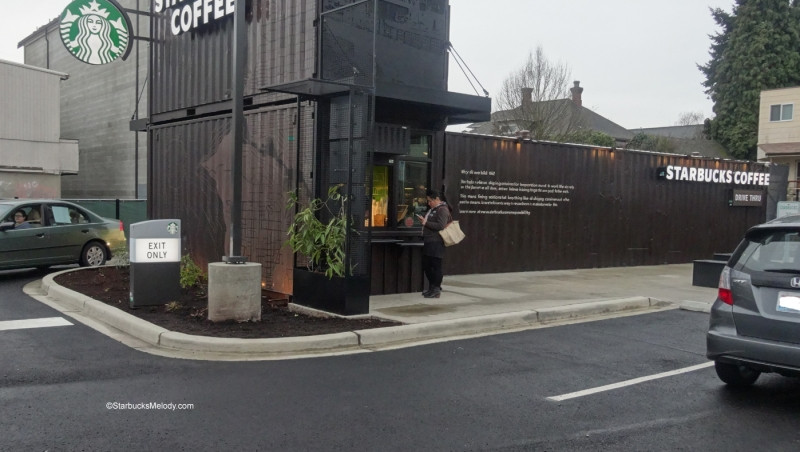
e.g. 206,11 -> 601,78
547,362 -> 714,402
0,317 -> 73,332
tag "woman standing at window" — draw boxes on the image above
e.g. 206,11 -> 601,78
416,189 -> 452,298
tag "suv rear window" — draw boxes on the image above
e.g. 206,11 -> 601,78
735,229 -> 800,273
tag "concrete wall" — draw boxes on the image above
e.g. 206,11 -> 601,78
0,59 -> 78,198
0,60 -> 63,142
19,0 -> 149,199
0,173 -> 62,199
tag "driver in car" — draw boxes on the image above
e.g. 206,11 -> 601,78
13,210 -> 32,229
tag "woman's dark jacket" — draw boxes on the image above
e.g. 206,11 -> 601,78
422,203 -> 452,258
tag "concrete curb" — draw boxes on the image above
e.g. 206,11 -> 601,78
680,300 -> 712,313
355,310 -> 540,346
83,298 -> 170,346
356,298 -> 670,348
39,269 -> 673,359
537,297 -> 652,323
41,268 -> 92,312
158,330 -> 360,354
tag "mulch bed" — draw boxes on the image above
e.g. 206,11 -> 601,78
53,266 -> 399,339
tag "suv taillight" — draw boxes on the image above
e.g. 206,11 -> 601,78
119,220 -> 124,232
718,266 -> 733,305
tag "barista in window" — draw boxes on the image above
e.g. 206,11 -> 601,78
416,189 -> 452,298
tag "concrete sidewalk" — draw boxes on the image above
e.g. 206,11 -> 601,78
369,264 -> 717,323
28,263 -> 718,361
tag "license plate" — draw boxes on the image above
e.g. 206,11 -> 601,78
777,292 -> 800,313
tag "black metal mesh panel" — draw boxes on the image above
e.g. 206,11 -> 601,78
305,1 -> 375,279
320,0 -> 375,87
320,92 -> 373,278
346,91 -> 373,277
294,101 -> 316,271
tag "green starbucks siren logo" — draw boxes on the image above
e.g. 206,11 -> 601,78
60,0 -> 133,65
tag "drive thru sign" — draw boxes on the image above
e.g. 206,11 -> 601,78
133,238 -> 180,263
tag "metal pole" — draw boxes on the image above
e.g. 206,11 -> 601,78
294,96 -> 301,270
345,90 -> 354,276
228,0 -> 246,263
134,0 -> 140,199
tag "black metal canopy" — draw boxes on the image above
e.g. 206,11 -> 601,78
263,79 -> 491,125
262,78 -> 371,99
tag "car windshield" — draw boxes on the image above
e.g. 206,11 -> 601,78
0,203 -> 16,222
739,229 -> 800,273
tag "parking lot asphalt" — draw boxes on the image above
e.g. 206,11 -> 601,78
25,263 -> 717,361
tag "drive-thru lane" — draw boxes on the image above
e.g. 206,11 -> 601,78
2,268 -> 799,452
0,269 -> 73,331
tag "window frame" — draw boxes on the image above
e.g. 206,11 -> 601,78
369,129 -> 434,231
769,103 -> 794,122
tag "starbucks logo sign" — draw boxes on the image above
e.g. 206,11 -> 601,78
60,0 -> 133,65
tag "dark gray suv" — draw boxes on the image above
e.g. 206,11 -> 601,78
707,215 -> 800,386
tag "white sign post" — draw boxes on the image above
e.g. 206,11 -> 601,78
129,219 -> 182,307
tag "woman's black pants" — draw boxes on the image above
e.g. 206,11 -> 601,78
422,255 -> 443,288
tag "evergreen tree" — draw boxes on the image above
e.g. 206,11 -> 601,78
699,0 -> 800,160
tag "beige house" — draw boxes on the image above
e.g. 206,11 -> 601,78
758,86 -> 800,199
464,82 -> 634,147
0,59 -> 78,198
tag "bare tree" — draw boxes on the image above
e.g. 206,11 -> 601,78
493,46 -> 583,140
674,111 -> 706,139
675,111 -> 705,126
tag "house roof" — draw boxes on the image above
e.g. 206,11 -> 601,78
667,138 -> 730,158
465,99 -> 633,141
577,102 -> 633,140
760,142 -> 800,156
627,124 -> 730,159
633,125 -> 704,140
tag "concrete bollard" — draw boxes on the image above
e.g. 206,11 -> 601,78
207,262 -> 262,322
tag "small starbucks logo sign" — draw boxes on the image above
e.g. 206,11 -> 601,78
60,0 -> 132,65
167,222 -> 179,235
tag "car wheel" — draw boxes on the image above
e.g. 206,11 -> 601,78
80,242 -> 108,267
714,360 -> 760,386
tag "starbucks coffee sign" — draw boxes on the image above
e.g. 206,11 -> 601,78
60,0 -> 132,65
154,0 -> 236,36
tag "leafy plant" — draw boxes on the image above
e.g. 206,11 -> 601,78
625,132 -> 676,153
180,254 -> 206,289
285,186 -> 352,279
566,129 -> 615,147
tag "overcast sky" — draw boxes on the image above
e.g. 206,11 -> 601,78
0,0 -> 732,129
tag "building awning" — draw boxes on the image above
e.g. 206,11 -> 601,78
262,78 -> 367,98
376,83 -> 491,125
262,79 -> 491,125
760,142 -> 800,156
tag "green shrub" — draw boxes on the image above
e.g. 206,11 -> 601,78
285,186 -> 351,279
180,254 -> 206,289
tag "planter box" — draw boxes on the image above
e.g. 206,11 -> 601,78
292,268 -> 370,315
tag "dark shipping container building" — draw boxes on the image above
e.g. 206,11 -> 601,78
147,0 -> 777,314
